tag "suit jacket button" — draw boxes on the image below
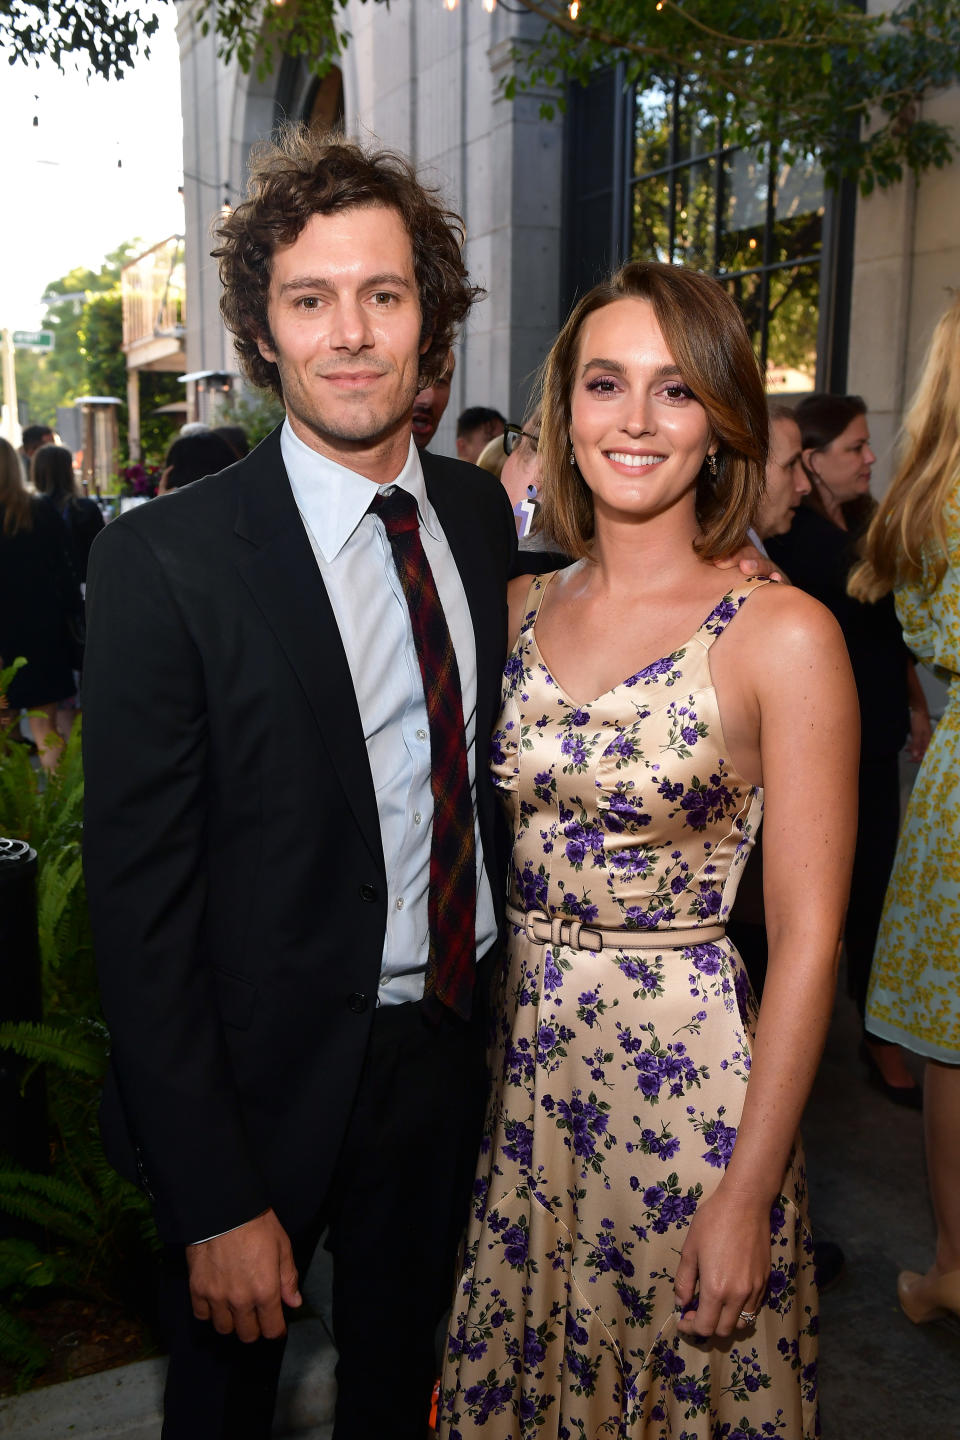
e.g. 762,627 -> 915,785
358,883 -> 377,903
347,992 -> 369,1013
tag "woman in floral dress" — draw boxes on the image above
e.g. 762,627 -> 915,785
439,262 -> 859,1440
850,292 -> 960,1325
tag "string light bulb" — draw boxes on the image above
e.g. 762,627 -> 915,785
443,0 -> 458,10
482,0 -> 496,11
568,0 -> 579,15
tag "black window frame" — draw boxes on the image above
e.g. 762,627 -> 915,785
562,64 -> 856,393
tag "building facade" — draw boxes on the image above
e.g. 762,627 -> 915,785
175,0 -> 960,480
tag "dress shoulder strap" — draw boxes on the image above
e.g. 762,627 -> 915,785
693,575 -> 771,651
517,569 -> 559,639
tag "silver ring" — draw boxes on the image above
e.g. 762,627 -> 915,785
738,1310 -> 758,1323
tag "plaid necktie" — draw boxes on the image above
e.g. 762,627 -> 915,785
369,487 -> 477,1019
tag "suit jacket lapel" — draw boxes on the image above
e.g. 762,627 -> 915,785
232,429 -> 385,875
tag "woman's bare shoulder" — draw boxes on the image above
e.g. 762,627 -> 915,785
731,579 -> 850,681
740,577 -> 844,646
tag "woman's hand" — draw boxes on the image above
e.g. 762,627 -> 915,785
674,1185 -> 771,1339
906,705 -> 932,763
905,658 -> 932,762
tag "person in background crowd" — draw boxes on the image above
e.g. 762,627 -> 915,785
31,442 -> 104,584
455,406 -> 505,463
213,424 -> 250,459
19,423 -> 55,480
498,412 -> 544,548
747,401 -> 810,552
157,431 -> 241,493
766,393 -> 931,1108
0,436 -> 82,769
850,292 -> 960,1326
411,347 -> 455,450
440,261 -> 858,1439
475,432 -> 507,479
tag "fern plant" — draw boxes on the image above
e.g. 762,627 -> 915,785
0,1238 -> 56,1391
0,668 -> 159,1389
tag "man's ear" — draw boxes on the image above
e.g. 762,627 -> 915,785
419,331 -> 433,358
256,333 -> 277,364
801,447 -> 819,480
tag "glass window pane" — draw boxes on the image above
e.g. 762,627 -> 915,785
630,176 -> 671,264
632,78 -> 673,177
672,159 -> 717,270
722,273 -> 764,357
772,154 -> 825,264
676,81 -> 721,164
717,148 -> 767,274
765,264 -> 820,394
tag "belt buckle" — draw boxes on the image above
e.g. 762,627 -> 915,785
522,907 -> 549,945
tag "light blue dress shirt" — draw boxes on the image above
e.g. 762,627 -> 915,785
281,420 -> 498,1005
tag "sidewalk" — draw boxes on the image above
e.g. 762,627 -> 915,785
1,980 -> 957,1438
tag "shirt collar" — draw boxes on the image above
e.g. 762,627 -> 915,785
747,525 -> 770,559
281,417 -> 442,562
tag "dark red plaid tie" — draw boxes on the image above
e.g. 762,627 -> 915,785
370,487 -> 477,1019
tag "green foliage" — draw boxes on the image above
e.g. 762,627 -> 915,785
0,1238 -> 56,1387
217,388 -> 286,448
14,239 -> 184,459
0,0 -> 159,79
513,0 -> 960,194
4,0 -> 960,194
0,674 -> 159,1388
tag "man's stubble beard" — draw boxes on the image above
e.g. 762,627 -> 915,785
280,359 -> 420,454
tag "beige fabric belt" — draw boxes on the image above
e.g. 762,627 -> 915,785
505,904 -> 726,954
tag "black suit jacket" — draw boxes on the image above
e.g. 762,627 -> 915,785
82,429 -> 516,1244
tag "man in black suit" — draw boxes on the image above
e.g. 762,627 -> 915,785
82,131 -> 516,1440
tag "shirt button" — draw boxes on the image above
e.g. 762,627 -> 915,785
396,897 -> 405,911
416,728 -> 427,742
414,811 -> 422,825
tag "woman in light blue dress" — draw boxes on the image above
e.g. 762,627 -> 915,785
851,292 -> 960,1325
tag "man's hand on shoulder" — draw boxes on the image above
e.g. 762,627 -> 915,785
712,541 -> 785,582
186,1208 -> 301,1343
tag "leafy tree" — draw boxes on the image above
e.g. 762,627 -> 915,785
2,0 -> 159,80
4,0 -> 960,194
16,243 -> 182,466
509,0 -> 960,192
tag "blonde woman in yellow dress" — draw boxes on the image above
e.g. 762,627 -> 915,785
439,262 -> 858,1439
851,291 -> 960,1326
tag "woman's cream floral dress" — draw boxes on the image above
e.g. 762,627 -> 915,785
867,481 -> 960,1063
439,575 -> 819,1440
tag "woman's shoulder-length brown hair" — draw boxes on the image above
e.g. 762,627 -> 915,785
537,260 -> 767,561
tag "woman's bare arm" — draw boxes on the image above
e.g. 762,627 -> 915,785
675,589 -> 858,1337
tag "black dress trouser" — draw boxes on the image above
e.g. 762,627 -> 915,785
159,954 -> 494,1440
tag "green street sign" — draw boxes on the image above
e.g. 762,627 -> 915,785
12,330 -> 54,352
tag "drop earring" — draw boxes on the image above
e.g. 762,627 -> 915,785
569,443 -> 577,468
707,453 -> 718,478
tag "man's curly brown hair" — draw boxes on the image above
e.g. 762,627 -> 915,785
212,126 -> 483,397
